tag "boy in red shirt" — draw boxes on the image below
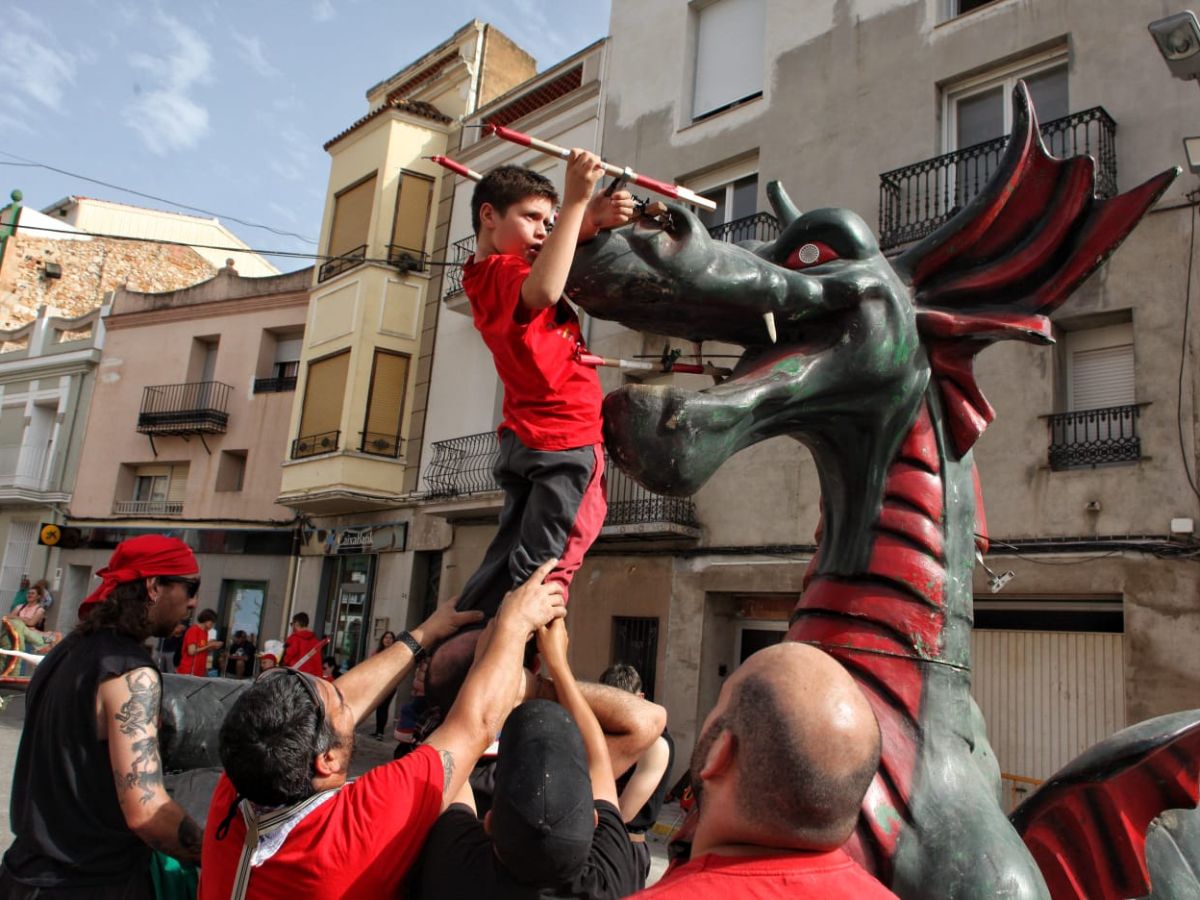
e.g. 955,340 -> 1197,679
179,607 -> 221,677
281,611 -> 325,677
456,152 -> 634,621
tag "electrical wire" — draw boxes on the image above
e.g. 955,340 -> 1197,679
1179,202 -> 1200,502
0,152 -> 318,244
5,221 -> 462,267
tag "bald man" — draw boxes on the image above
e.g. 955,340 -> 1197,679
636,643 -> 896,898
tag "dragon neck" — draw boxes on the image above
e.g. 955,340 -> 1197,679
799,386 -> 977,667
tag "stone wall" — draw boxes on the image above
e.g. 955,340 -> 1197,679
0,234 -> 216,328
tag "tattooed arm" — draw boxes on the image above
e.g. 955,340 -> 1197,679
97,667 -> 204,864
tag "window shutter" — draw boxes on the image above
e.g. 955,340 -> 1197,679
134,464 -> 171,480
364,351 -> 409,437
692,0 -> 765,119
391,172 -> 434,255
274,338 -> 302,364
167,465 -> 189,503
299,351 -> 351,438
1071,344 -> 1135,410
328,174 -> 377,259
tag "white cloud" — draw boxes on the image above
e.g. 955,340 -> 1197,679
313,0 -> 335,22
234,32 -> 280,79
0,8 -> 80,124
123,14 -> 213,155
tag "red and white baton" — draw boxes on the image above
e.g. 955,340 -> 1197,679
481,124 -> 718,212
576,352 -> 730,378
427,156 -> 482,182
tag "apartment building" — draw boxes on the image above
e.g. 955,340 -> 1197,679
0,306 -> 104,612
516,0 -> 1198,792
56,262 -> 310,643
277,21 -> 537,668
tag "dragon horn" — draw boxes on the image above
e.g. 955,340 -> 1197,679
766,181 -> 802,227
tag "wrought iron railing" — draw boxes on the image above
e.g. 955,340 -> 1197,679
292,430 -> 340,459
879,107 -> 1118,250
387,244 -> 428,273
424,431 -> 699,529
137,381 -> 231,434
443,235 -> 476,298
1047,403 -> 1142,470
360,431 -> 403,458
252,376 -> 298,393
318,244 -> 367,282
113,499 -> 184,516
708,212 -> 781,245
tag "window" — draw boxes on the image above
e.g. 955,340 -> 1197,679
390,171 -> 434,258
187,337 -> 220,384
691,0 -> 765,121
944,52 -> 1068,207
253,334 -> 301,393
215,450 -> 247,492
360,349 -> 409,457
120,463 -> 188,514
273,337 -> 301,380
328,172 -> 376,260
295,350 -> 350,457
611,616 -> 660,701
947,0 -> 998,18
685,157 -> 760,237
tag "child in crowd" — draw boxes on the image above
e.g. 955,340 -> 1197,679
455,152 -> 634,620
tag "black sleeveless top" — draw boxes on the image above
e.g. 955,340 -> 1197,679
3,628 -> 156,887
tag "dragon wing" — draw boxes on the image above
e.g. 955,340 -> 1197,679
1008,710 -> 1200,900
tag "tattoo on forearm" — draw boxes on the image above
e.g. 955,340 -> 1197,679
439,749 -> 455,797
114,670 -> 161,737
114,734 -> 165,805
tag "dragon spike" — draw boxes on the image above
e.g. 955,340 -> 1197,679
766,181 -> 802,227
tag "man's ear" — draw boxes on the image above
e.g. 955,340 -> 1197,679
697,730 -> 736,782
313,745 -> 343,779
145,577 -> 161,604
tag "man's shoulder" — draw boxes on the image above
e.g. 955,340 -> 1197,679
640,851 -> 898,898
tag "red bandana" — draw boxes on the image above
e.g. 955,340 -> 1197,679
79,534 -> 198,620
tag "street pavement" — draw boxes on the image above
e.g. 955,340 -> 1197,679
0,686 -> 673,886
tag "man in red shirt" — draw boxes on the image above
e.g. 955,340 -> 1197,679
637,643 -> 897,899
178,608 -> 220,677
198,559 -> 567,900
281,611 -> 324,677
453,156 -> 634,624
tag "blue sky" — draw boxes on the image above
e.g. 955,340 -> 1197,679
2,1 -> 612,271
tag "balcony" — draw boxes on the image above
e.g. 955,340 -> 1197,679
360,431 -> 404,458
878,107 -> 1117,251
443,235 -> 476,299
137,382 -> 231,435
707,212 -> 781,245
1047,403 -> 1143,471
0,446 -> 58,494
113,499 -> 183,516
423,432 -> 701,540
253,376 -> 298,393
387,244 -> 428,273
318,244 -> 367,283
292,430 -> 340,460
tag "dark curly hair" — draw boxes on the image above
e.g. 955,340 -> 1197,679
599,663 -> 642,695
75,580 -> 153,643
471,165 -> 559,234
218,673 -> 343,805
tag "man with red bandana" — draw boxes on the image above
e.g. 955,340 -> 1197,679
1,535 -> 207,899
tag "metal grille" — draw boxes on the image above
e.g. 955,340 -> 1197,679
386,244 -> 428,273
878,107 -> 1117,251
359,431 -> 404,458
1047,403 -> 1142,470
137,381 -> 231,434
292,430 -> 340,459
443,235 -> 476,299
318,243 -> 367,283
707,212 -> 781,244
611,616 -> 659,701
113,500 -> 184,516
0,521 -> 36,610
605,461 -> 699,529
253,376 -> 298,393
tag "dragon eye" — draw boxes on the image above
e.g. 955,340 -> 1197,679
785,241 -> 839,270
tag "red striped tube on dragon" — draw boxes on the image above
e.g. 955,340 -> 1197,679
567,83 -> 1200,898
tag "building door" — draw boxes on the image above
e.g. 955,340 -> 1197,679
0,521 -> 37,609
734,619 -> 788,665
611,616 -> 659,700
320,554 -> 375,669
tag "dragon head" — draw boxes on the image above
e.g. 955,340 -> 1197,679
566,83 -> 1176,499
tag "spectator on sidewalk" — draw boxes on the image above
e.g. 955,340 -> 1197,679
178,609 -> 221,677
281,611 -> 324,677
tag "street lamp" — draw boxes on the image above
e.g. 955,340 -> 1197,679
1149,12 -> 1200,172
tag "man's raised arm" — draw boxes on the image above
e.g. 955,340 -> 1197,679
98,668 -> 203,864
425,559 -> 567,809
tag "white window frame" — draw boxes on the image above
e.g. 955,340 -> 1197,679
942,46 -> 1069,154
689,0 -> 766,122
686,157 -> 759,227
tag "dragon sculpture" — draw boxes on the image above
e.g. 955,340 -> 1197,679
565,83 -> 1200,899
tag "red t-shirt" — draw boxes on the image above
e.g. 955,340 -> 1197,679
635,849 -> 899,898
281,629 -> 324,677
463,253 -> 603,451
178,624 -> 209,676
198,744 -> 444,900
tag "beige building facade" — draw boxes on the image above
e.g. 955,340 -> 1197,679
57,263 -> 310,646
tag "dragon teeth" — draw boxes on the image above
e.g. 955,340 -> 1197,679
764,311 -> 778,344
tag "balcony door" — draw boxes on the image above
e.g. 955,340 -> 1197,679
1051,322 -> 1138,469
319,553 -> 375,670
945,53 -> 1068,209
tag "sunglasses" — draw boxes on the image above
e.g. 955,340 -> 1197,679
158,576 -> 201,598
256,666 -> 326,760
